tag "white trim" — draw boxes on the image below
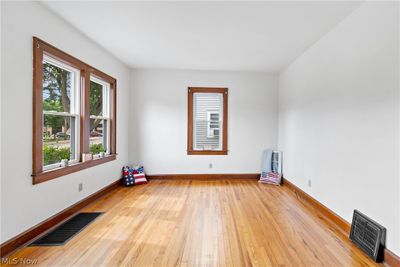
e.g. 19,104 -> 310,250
89,115 -> 108,120
43,111 -> 78,117
43,55 -> 78,74
43,54 -> 81,114
90,76 -> 110,117
192,92 -> 223,151
43,162 -> 62,171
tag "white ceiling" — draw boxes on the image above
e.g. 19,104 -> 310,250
43,1 -> 362,72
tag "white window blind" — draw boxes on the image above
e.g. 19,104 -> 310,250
193,93 -> 223,150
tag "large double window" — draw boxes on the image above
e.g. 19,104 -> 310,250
33,37 -> 116,184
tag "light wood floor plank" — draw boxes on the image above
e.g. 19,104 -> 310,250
3,179 -> 382,266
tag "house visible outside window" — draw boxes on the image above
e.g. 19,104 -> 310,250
32,37 -> 117,184
187,87 -> 228,155
207,111 -> 220,139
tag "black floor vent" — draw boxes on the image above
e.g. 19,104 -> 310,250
349,210 -> 386,262
29,212 -> 103,246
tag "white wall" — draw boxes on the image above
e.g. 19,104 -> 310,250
129,70 -> 278,174
2,0 -> 398,257
278,2 -> 399,255
0,2 -> 130,243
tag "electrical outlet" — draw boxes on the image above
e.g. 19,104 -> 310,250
78,183 -> 83,192
308,179 -> 312,187
209,163 -> 213,169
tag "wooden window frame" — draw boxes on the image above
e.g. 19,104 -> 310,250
187,87 -> 228,155
32,37 -> 117,184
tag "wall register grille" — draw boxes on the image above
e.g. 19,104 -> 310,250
349,210 -> 386,262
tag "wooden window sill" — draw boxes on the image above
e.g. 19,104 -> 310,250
187,150 -> 228,155
32,154 -> 117,185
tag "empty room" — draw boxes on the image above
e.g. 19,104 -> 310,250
0,1 -> 399,266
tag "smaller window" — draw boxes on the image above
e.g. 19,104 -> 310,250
187,87 -> 228,155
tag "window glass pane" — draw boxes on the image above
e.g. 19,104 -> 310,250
193,93 -> 222,150
90,118 -> 108,154
43,115 -> 76,166
90,80 -> 103,116
43,62 -> 72,113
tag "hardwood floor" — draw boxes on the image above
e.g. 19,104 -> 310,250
4,179 -> 382,266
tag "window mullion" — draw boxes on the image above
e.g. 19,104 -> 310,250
43,111 -> 76,116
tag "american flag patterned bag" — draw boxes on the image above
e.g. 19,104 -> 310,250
133,165 -> 147,185
259,171 -> 282,185
259,150 -> 282,185
122,166 -> 135,186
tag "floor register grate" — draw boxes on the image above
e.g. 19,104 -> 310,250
29,212 -> 103,246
